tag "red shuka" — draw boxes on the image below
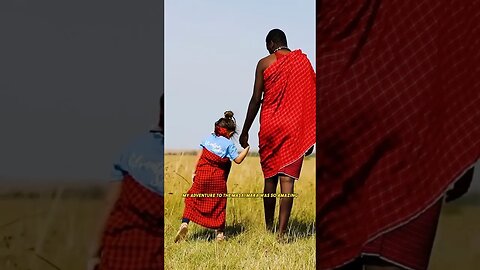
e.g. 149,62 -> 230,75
259,50 -> 316,179
317,1 -> 480,269
362,199 -> 443,270
99,175 -> 164,270
183,148 -> 232,229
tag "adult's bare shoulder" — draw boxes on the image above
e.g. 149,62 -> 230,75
257,55 -> 276,73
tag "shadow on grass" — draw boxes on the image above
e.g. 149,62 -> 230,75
186,218 -> 315,243
188,222 -> 247,241
284,218 -> 315,242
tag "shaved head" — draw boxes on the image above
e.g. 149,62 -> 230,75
266,29 -> 287,46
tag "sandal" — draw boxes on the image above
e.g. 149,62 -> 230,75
174,222 -> 189,243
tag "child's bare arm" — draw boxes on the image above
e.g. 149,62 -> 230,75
234,146 -> 250,164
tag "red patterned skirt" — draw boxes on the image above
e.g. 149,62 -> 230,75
278,156 -> 305,179
182,148 -> 232,229
362,199 -> 443,270
99,175 -> 164,270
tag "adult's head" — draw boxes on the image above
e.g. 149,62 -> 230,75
266,29 -> 288,54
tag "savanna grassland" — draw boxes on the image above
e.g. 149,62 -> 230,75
0,153 -> 479,269
164,154 -> 316,270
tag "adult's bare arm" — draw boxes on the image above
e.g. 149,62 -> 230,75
240,60 -> 265,148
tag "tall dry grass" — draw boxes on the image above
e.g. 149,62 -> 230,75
164,153 -> 316,270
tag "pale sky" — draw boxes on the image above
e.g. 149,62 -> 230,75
164,0 -> 316,151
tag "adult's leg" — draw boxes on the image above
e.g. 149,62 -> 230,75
278,175 -> 295,236
264,176 -> 278,231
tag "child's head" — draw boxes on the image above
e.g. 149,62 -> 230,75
214,111 -> 236,139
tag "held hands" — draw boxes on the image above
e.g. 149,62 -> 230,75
239,132 -> 249,148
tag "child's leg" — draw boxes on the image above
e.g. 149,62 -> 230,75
217,222 -> 225,233
278,175 -> 295,236
263,176 -> 279,231
215,223 -> 226,241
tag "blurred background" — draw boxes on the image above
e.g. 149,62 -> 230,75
0,1 -> 163,269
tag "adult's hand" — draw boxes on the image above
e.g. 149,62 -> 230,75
446,167 -> 474,203
239,132 -> 249,148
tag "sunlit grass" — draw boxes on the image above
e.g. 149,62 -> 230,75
164,154 -> 316,270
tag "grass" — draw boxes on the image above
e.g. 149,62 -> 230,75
0,197 -> 101,270
0,154 -> 478,269
164,154 -> 316,270
429,203 -> 480,270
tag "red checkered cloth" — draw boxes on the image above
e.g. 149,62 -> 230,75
279,156 -> 305,179
99,175 -> 164,270
317,1 -> 480,269
362,199 -> 443,270
183,148 -> 232,229
259,50 -> 316,179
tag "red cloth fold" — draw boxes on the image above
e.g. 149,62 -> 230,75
259,50 -> 316,178
100,175 -> 164,270
317,1 -> 480,269
183,148 -> 232,229
362,199 -> 443,270
279,156 -> 305,179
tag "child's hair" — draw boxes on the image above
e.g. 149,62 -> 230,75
214,111 -> 236,138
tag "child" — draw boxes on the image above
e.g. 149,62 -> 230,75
87,95 -> 164,270
174,111 -> 250,242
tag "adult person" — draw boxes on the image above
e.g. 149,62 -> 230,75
316,1 -> 480,269
239,29 -> 316,238
87,94 -> 164,270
